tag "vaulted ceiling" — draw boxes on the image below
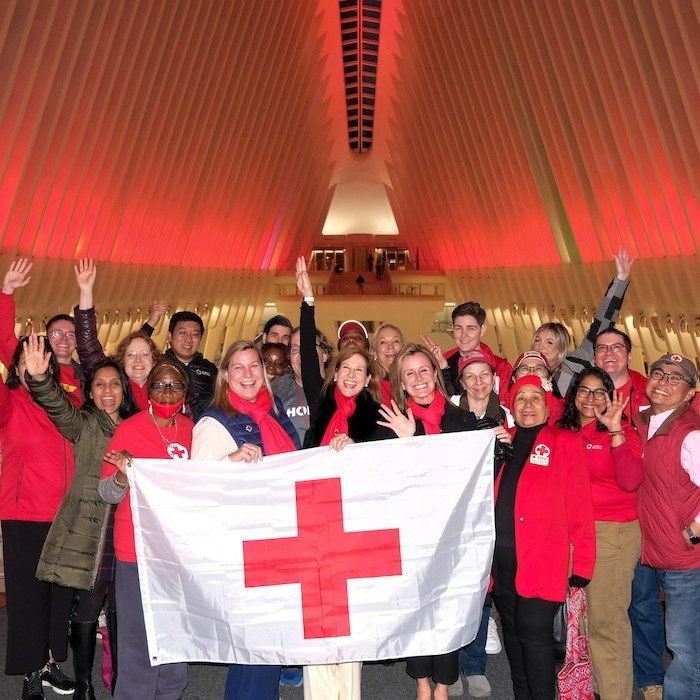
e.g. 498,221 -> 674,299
0,0 -> 698,274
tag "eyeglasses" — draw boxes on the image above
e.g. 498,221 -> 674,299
594,343 -> 628,355
575,386 -> 608,400
514,364 -> 549,378
49,330 -> 76,341
124,351 -> 152,359
150,381 -> 186,393
649,368 -> 692,387
174,330 -> 202,340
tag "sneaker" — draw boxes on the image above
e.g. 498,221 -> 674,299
40,662 -> 75,695
279,666 -> 303,687
22,671 -> 45,699
640,685 -> 663,700
448,677 -> 463,697
466,674 -> 491,698
485,617 -> 502,654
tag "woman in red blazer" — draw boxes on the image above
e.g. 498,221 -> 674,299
492,375 -> 595,700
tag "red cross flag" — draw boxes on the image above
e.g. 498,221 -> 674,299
128,431 -> 495,665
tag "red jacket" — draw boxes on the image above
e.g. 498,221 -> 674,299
101,411 -> 193,562
494,425 -> 596,602
0,379 -> 74,521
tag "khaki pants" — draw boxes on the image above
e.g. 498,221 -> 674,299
586,520 -> 641,700
303,662 -> 362,700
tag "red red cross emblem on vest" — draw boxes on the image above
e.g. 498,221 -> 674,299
242,477 -> 402,639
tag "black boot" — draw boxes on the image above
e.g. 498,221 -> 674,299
71,620 -> 97,700
106,608 -> 118,695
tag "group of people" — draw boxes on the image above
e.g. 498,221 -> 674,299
0,247 -> 698,700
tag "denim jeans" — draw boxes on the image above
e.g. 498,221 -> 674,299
629,560 -> 665,687
655,568 -> 700,700
458,604 -> 490,676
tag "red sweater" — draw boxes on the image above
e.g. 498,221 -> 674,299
129,380 -> 149,411
494,425 -> 596,602
0,380 -> 74,521
578,420 -> 642,521
101,411 -> 193,562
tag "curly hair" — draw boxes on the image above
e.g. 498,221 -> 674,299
557,367 -> 614,433
113,331 -> 161,366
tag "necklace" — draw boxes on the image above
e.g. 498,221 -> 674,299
150,412 -> 189,459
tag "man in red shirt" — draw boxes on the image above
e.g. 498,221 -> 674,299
593,329 -> 648,414
440,301 -> 512,403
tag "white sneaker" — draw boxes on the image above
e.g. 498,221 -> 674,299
448,677 -> 464,697
466,674 -> 491,697
485,617 -> 502,654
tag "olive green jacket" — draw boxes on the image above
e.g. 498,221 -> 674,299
28,374 -> 116,590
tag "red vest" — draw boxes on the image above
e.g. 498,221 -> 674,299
635,405 -> 700,569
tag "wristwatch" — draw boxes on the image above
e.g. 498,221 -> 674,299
684,526 -> 700,545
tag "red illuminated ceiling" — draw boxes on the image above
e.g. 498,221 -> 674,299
0,0 -> 697,272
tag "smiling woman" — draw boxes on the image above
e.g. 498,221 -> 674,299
190,339 -> 301,700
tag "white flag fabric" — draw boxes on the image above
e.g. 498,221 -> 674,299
128,431 -> 495,666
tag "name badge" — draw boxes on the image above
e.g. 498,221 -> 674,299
530,443 -> 550,466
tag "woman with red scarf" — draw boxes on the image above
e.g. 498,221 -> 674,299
97,359 -> 194,700
191,339 -> 301,700
379,343 -> 492,700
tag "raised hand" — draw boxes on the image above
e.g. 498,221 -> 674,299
613,244 -> 633,281
21,334 -> 51,379
295,256 -> 314,299
593,390 -> 629,431
2,258 -> 33,295
377,400 -> 416,438
146,300 -> 167,328
74,258 -> 97,291
420,333 -> 448,369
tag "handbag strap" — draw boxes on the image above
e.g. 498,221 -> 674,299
565,587 -> 587,657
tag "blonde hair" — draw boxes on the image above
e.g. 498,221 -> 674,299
212,340 -> 278,416
532,322 -> 570,370
389,343 -> 448,413
370,323 -> 405,359
321,346 -> 382,404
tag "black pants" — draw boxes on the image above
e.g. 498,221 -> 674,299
492,546 -> 560,700
2,520 -> 74,674
405,651 -> 459,686
73,580 -> 115,623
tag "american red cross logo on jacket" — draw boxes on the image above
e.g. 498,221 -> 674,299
534,444 -> 550,457
242,477 -> 402,639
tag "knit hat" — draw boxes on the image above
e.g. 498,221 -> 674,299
338,320 -> 368,340
509,374 -> 560,418
457,348 -> 496,375
650,353 -> 698,386
513,350 -> 551,371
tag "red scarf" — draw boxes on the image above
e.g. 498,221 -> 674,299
226,388 -> 297,455
130,380 -> 149,411
321,387 -> 357,446
409,392 -> 446,434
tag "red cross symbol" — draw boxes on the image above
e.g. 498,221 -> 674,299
534,443 -> 550,457
167,443 -> 188,459
243,478 -> 402,639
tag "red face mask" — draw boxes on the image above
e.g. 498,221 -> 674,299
149,398 -> 185,420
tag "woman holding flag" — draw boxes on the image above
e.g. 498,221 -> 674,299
191,339 -> 301,700
378,343 -> 511,700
